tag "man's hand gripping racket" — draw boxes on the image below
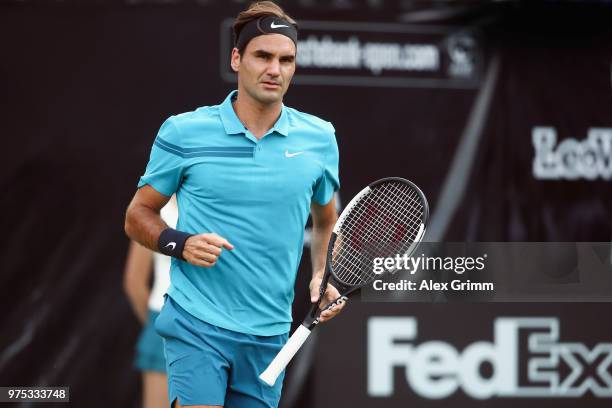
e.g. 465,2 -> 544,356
259,177 -> 429,386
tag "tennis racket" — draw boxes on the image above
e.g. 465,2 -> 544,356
259,177 -> 429,386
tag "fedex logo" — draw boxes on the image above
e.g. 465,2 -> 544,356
368,317 -> 612,399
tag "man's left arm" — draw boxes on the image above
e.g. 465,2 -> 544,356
309,196 -> 346,323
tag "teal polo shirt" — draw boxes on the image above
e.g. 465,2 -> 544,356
138,91 -> 340,335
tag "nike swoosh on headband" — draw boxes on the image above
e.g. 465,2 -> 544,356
271,21 -> 289,29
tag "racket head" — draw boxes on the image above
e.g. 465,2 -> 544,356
328,177 -> 429,290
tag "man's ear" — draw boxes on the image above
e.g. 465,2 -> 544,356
230,47 -> 241,73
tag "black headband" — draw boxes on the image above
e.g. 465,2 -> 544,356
235,16 -> 298,52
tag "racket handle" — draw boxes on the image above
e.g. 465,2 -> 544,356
259,324 -> 312,386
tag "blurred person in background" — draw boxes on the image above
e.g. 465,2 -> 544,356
124,197 -> 178,408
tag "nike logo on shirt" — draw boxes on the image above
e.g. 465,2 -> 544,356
285,150 -> 305,158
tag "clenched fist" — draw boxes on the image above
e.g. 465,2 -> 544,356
183,233 -> 234,267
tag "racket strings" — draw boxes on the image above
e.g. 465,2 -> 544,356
333,215 -> 420,285
334,194 -> 417,279
332,181 -> 425,287
336,205 -> 418,284
338,184 -> 422,261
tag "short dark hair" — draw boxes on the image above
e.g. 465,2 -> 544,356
233,1 -> 298,54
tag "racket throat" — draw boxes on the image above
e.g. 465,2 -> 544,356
303,304 -> 321,330
303,295 -> 349,330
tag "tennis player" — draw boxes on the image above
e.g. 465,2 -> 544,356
124,2 -> 344,407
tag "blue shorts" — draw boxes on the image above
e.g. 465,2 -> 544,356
155,296 -> 288,408
134,309 -> 166,373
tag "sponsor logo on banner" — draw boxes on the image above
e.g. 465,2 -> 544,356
368,317 -> 612,399
220,19 -> 482,88
532,127 -> 612,180
446,35 -> 477,78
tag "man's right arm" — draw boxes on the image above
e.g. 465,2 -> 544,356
124,185 -> 171,251
124,185 -> 234,266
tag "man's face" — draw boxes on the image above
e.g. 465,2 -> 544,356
231,34 -> 296,105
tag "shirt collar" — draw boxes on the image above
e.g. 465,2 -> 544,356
219,90 -> 289,137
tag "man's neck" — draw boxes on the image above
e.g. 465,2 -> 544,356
232,90 -> 282,139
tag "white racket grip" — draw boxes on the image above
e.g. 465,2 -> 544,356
259,324 -> 312,386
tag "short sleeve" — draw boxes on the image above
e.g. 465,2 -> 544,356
312,124 -> 340,205
137,118 -> 185,196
